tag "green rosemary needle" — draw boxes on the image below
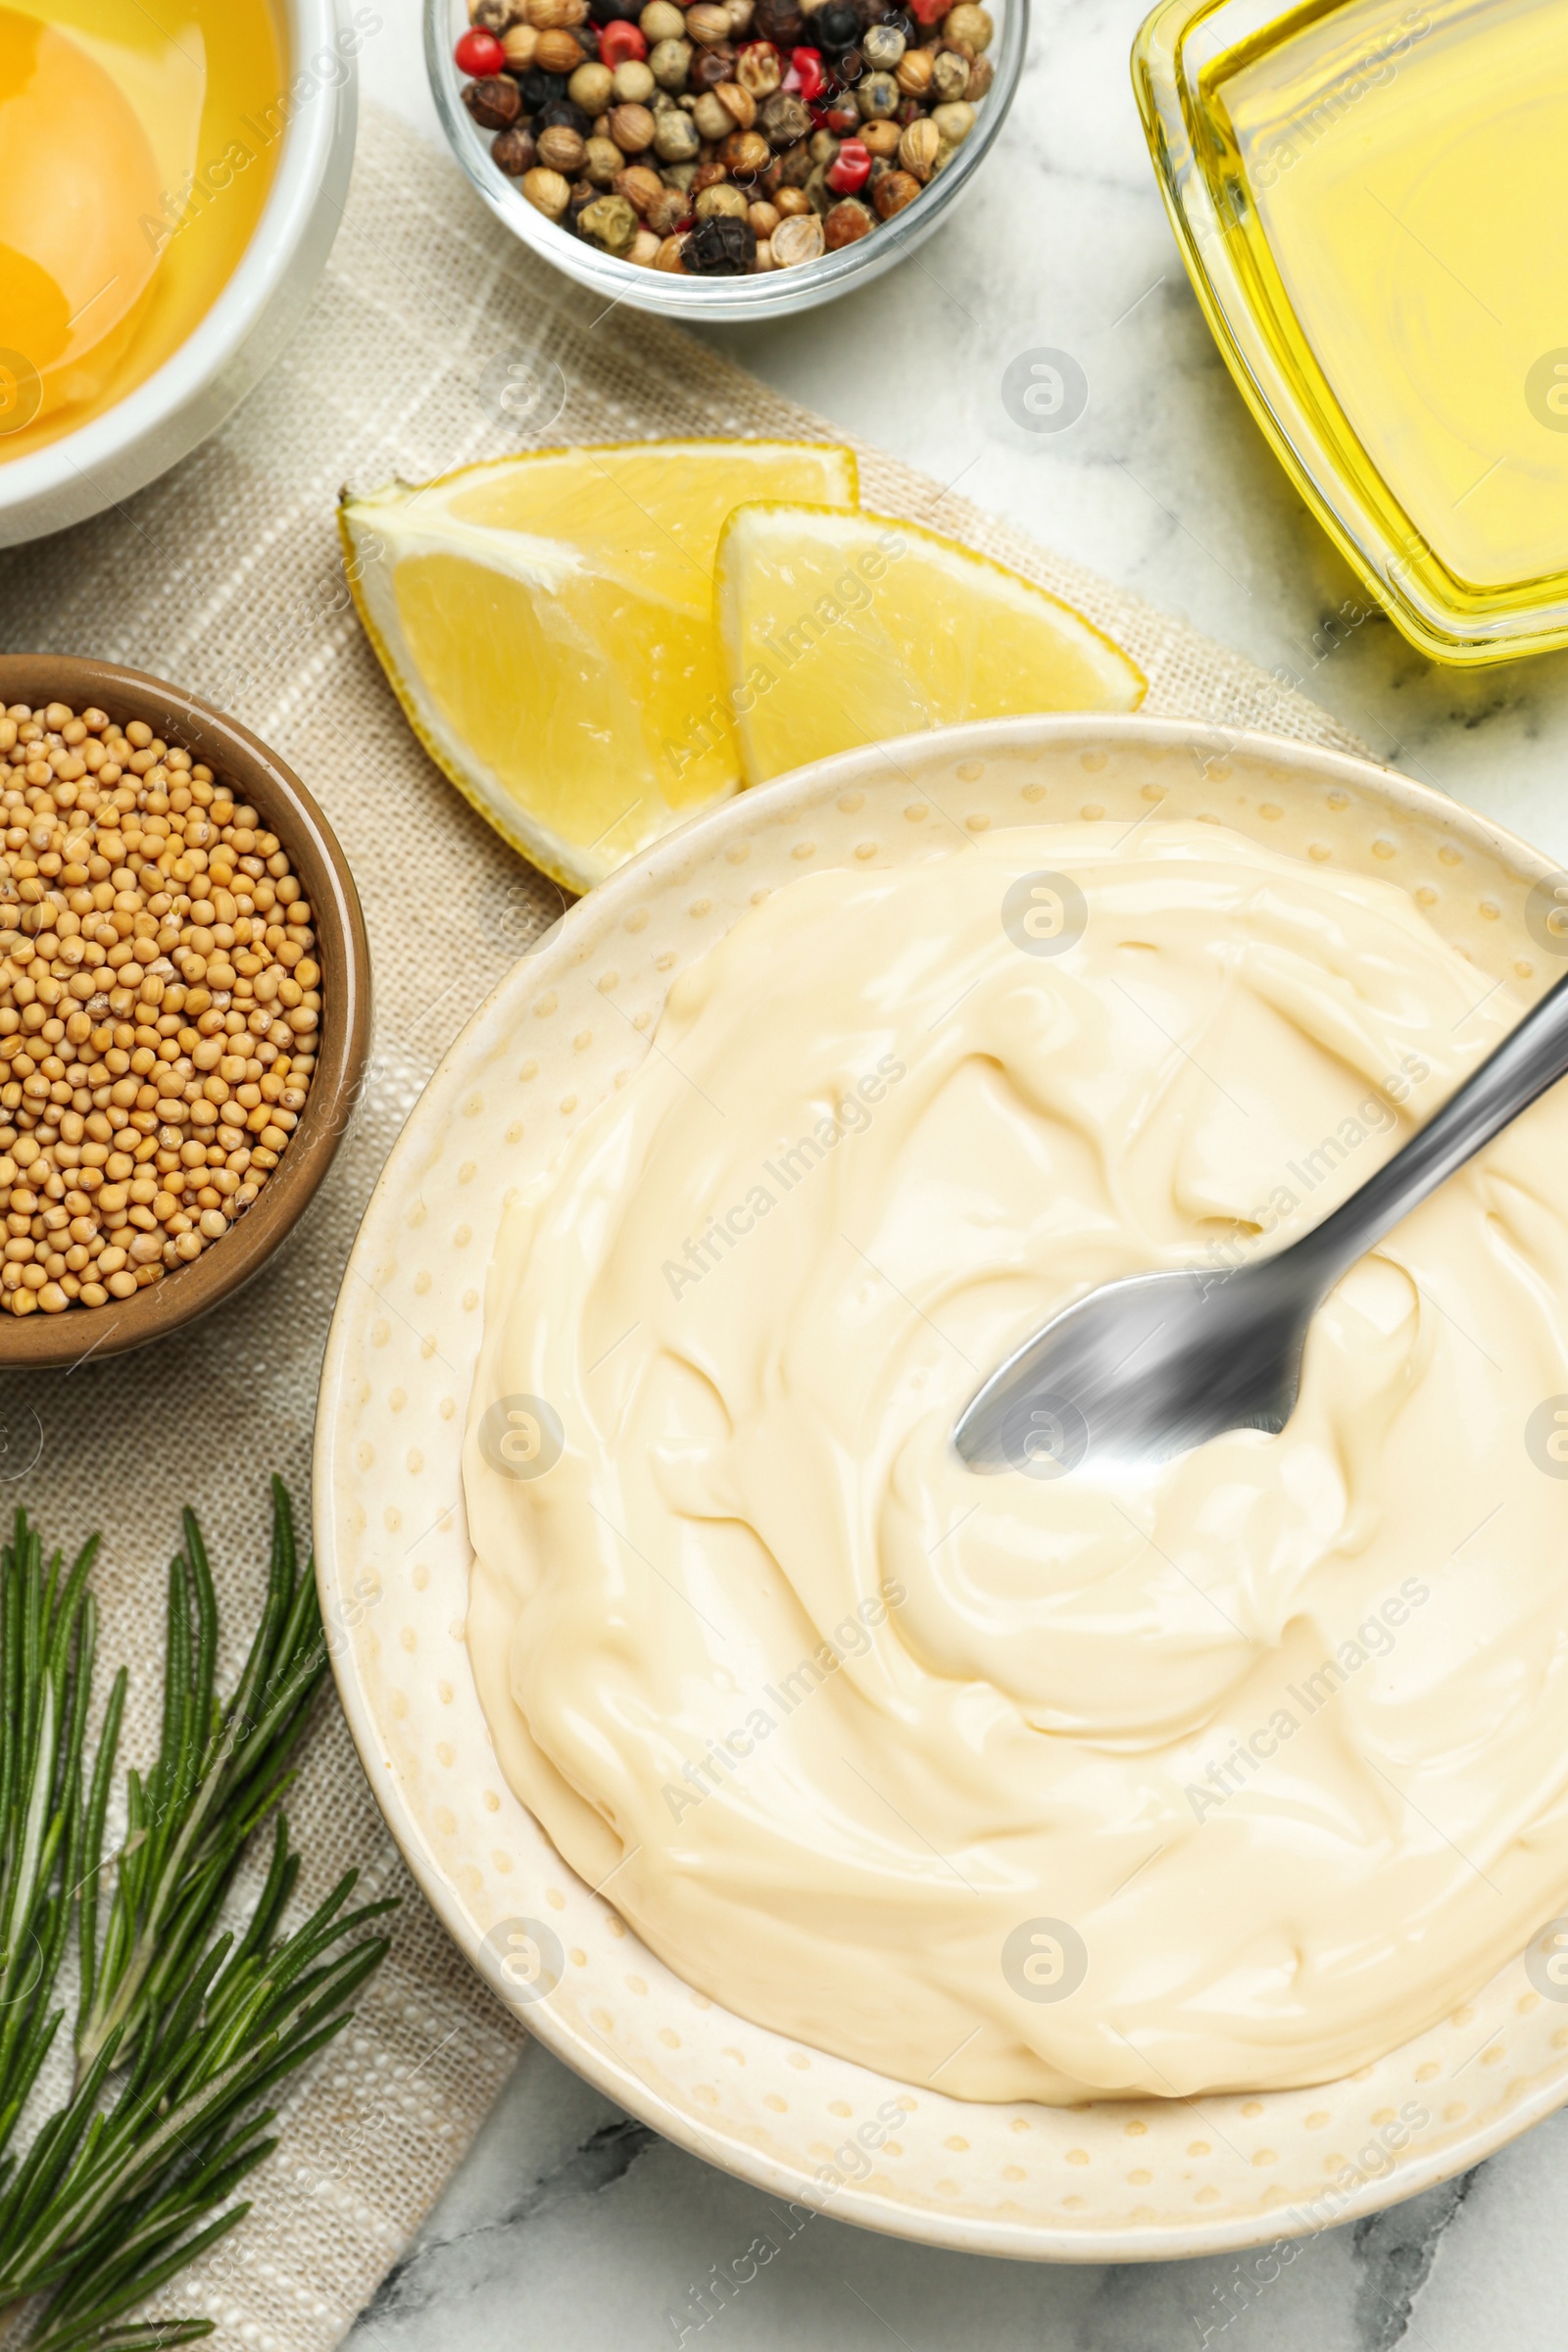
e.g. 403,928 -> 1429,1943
0,1480 -> 393,2352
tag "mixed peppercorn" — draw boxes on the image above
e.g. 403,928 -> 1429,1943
457,0 -> 995,274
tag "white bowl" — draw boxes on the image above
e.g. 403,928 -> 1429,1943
317,714 -> 1568,2261
0,0 -> 358,551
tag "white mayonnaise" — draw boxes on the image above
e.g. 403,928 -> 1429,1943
466,823 -> 1568,2101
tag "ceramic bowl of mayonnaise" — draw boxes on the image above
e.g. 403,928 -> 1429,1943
317,712 -> 1568,2262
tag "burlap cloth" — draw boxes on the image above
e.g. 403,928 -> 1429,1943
0,102 -> 1372,2352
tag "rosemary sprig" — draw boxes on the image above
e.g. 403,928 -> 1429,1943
77,1479 -> 331,2081
0,1483 -> 393,2352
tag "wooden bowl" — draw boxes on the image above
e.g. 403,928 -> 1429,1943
0,656 -> 370,1368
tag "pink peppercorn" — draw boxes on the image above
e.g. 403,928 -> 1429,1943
599,20 -> 648,66
826,135 -> 870,192
907,0 -> 948,19
787,45 -> 826,98
455,25 -> 508,74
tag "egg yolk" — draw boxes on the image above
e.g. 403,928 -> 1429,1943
0,8 -> 163,437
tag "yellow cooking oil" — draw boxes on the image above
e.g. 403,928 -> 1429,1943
0,0 -> 283,465
1192,0 -> 1568,611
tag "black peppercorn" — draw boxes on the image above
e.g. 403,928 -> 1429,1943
760,89 -> 811,147
533,97 -> 592,134
763,132 -> 813,185
516,67 -> 567,112
491,123 -> 538,173
683,214 -> 757,272
691,41 -> 737,88
752,0 -> 806,45
462,74 -> 522,129
589,0 -> 641,19
814,3 -> 860,50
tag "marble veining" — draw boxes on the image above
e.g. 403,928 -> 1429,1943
346,2 -> 1568,2342
346,2035 -> 1566,2351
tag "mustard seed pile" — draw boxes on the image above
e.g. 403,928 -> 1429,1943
0,701 -> 319,1317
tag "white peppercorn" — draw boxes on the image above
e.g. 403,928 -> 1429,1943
692,88 -> 734,138
649,34 -> 692,86
860,23 -> 905,66
653,105 -> 701,160
583,132 -> 624,181
694,178 -> 750,218
639,0 -> 686,34
567,59 -> 613,111
930,98 -> 975,145
943,2 -> 993,47
856,71 -> 899,117
612,57 -> 656,100
930,49 -> 969,101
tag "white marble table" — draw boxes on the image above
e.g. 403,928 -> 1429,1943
348,4 -> 1568,2343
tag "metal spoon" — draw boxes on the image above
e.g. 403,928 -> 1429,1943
953,969 -> 1568,1476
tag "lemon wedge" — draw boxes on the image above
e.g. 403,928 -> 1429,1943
341,441 -> 858,891
714,505 -> 1146,786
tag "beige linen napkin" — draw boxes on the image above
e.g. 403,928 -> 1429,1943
0,101 -> 1369,2351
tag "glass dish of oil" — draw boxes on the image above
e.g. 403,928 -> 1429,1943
1133,0 -> 1568,664
0,0 -> 282,466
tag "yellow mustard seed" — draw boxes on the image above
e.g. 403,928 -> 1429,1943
0,703 -> 320,1316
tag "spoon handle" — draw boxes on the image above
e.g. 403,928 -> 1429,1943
1293,967 -> 1568,1288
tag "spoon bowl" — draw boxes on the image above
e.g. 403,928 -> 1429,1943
954,1258 -> 1314,1473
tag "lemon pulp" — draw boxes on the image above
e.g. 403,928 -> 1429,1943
714,504 -> 1146,786
341,442 -> 859,891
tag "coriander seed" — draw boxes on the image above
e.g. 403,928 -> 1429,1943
523,163 -> 572,214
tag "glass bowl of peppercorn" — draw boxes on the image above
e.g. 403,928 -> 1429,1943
426,0 -> 1024,319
